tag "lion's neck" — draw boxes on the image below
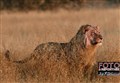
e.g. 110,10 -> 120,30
67,41 -> 97,66
68,34 -> 97,65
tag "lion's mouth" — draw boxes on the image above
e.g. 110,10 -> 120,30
91,39 -> 103,45
97,41 -> 102,46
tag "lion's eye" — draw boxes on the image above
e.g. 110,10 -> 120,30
91,32 -> 95,35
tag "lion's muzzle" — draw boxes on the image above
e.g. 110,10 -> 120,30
92,34 -> 103,46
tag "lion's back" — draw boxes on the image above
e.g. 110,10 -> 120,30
33,42 -> 67,61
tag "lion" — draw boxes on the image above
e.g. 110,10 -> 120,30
5,24 -> 103,82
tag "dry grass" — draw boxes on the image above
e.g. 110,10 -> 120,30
0,8 -> 120,83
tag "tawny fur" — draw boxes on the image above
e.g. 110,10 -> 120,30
5,24 -> 103,82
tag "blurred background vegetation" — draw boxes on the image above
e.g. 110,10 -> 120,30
0,0 -> 120,11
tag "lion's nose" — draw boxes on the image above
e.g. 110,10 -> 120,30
99,35 -> 103,40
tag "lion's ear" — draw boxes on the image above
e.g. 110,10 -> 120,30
95,26 -> 100,31
82,25 -> 90,34
77,24 -> 91,35
84,27 -> 89,32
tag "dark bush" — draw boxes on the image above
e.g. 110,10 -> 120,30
0,0 -> 119,10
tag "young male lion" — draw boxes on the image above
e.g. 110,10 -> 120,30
5,24 -> 103,82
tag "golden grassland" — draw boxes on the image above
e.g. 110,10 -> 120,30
0,8 -> 120,83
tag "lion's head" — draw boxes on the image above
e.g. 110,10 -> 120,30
76,24 -> 103,48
